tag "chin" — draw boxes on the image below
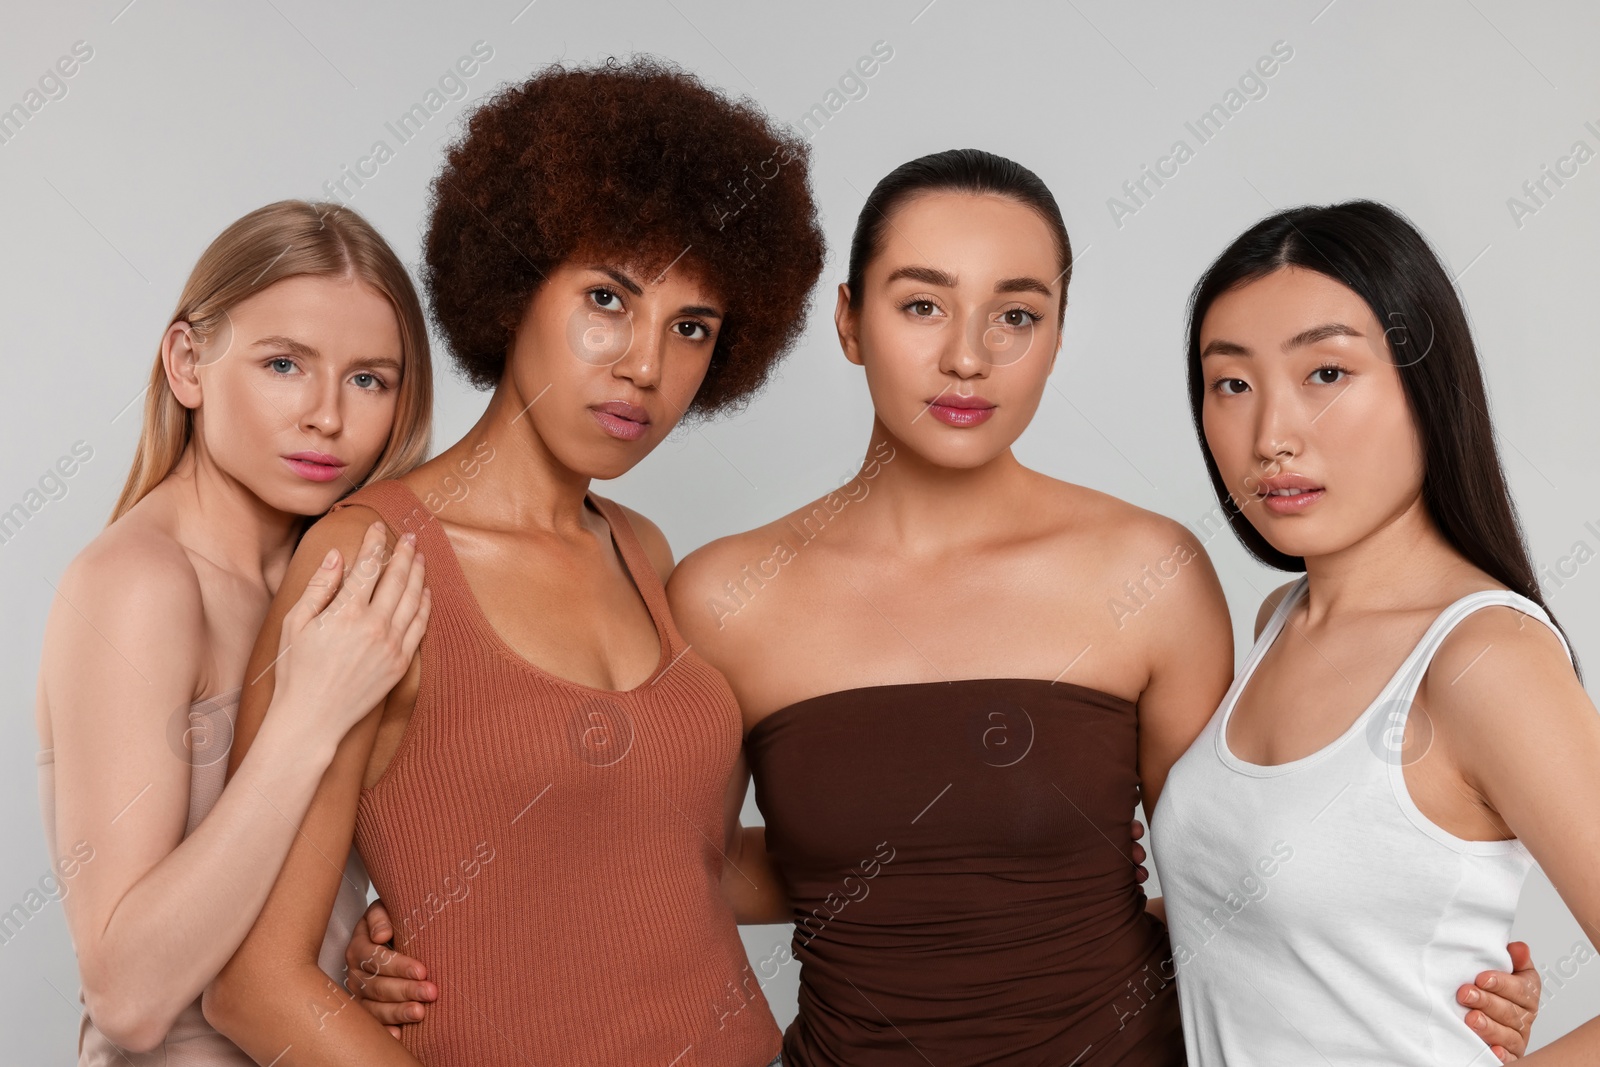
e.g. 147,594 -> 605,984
914,444 -> 1005,471
258,480 -> 349,518
1247,521 -> 1357,562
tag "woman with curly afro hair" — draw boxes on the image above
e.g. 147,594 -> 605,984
205,57 -> 822,1067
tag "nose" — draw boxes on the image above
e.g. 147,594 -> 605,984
299,372 -> 343,439
613,322 -> 663,391
937,308 -> 990,380
1251,385 -> 1303,468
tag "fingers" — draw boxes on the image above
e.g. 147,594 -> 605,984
366,900 -> 393,944
1497,942 -> 1542,1012
366,532 -> 420,621
284,548 -> 345,634
384,543 -> 428,642
400,588 -> 432,661
1460,983 -> 1530,1058
354,978 -> 435,1026
1131,819 -> 1146,841
349,939 -> 426,982
327,521 -> 394,614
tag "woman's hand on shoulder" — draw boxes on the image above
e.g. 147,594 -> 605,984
260,511 -> 431,761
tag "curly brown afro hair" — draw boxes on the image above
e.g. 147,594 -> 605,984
423,55 -> 826,419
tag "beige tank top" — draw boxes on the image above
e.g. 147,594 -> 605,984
37,688 -> 370,1065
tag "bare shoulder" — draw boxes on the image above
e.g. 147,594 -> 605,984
611,501 -> 675,582
55,518 -> 206,664
1425,603 -> 1580,721
666,519 -> 786,652
42,518 -> 208,739
1034,475 -> 1214,585
299,502 -> 390,559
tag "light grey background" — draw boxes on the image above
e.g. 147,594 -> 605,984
3,0 -> 1595,1059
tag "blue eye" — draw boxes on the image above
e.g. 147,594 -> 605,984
268,358 -> 296,374
352,372 -> 384,390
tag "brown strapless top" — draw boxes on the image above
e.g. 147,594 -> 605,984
746,677 -> 1184,1067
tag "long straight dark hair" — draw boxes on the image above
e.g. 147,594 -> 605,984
1185,199 -> 1576,671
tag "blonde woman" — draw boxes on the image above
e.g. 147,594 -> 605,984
35,201 -> 433,1063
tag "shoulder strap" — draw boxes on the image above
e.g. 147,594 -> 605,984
1391,589 -> 1573,703
586,492 -> 679,649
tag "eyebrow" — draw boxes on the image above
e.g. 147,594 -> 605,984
591,266 -> 723,320
253,336 -> 319,359
1200,322 -> 1364,358
994,275 -> 1055,299
885,265 -> 1055,299
252,336 -> 403,372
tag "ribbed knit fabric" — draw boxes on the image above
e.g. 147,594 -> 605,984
328,480 -> 779,1067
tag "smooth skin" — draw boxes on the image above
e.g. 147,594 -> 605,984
346,199 -> 1542,1053
671,190 -> 1230,922
35,275 -> 428,1053
1201,266 -> 1596,1063
202,259 -> 730,1065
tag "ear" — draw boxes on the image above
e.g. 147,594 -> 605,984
161,322 -> 204,410
834,283 -> 863,367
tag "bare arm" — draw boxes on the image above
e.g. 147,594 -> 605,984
663,533 -> 796,924
1431,610 -> 1600,1065
1132,526 -> 1235,816
41,523 -> 419,1052
202,510 -> 429,1066
720,751 -> 792,924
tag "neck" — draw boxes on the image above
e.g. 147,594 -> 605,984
433,378 -> 595,535
1297,493 -> 1469,622
846,416 -> 1033,553
164,441 -> 305,590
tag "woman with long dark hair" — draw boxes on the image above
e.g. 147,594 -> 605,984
1152,200 -> 1599,1064
346,164 -> 1546,1063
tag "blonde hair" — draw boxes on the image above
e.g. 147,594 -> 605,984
110,200 -> 433,523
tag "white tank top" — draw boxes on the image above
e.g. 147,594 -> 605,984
1151,577 -> 1573,1066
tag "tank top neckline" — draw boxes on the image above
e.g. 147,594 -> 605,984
748,675 -> 1136,742
376,478 -> 674,698
1215,576 -> 1555,778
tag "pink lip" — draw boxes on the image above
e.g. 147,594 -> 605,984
926,393 -> 996,428
591,400 -> 650,442
1256,474 -> 1325,515
282,452 -> 348,483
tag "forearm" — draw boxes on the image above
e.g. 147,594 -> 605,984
1516,1015 -> 1600,1065
205,958 -> 424,1067
723,824 -> 792,924
80,710 -> 336,1034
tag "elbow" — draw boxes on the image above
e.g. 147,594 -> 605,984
200,969 -> 252,1041
78,978 -> 174,1055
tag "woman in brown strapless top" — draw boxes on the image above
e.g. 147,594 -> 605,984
747,679 -> 1180,1064
663,150 -> 1233,1066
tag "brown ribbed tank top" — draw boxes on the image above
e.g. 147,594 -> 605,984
746,677 -> 1184,1067
328,480 -> 779,1067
